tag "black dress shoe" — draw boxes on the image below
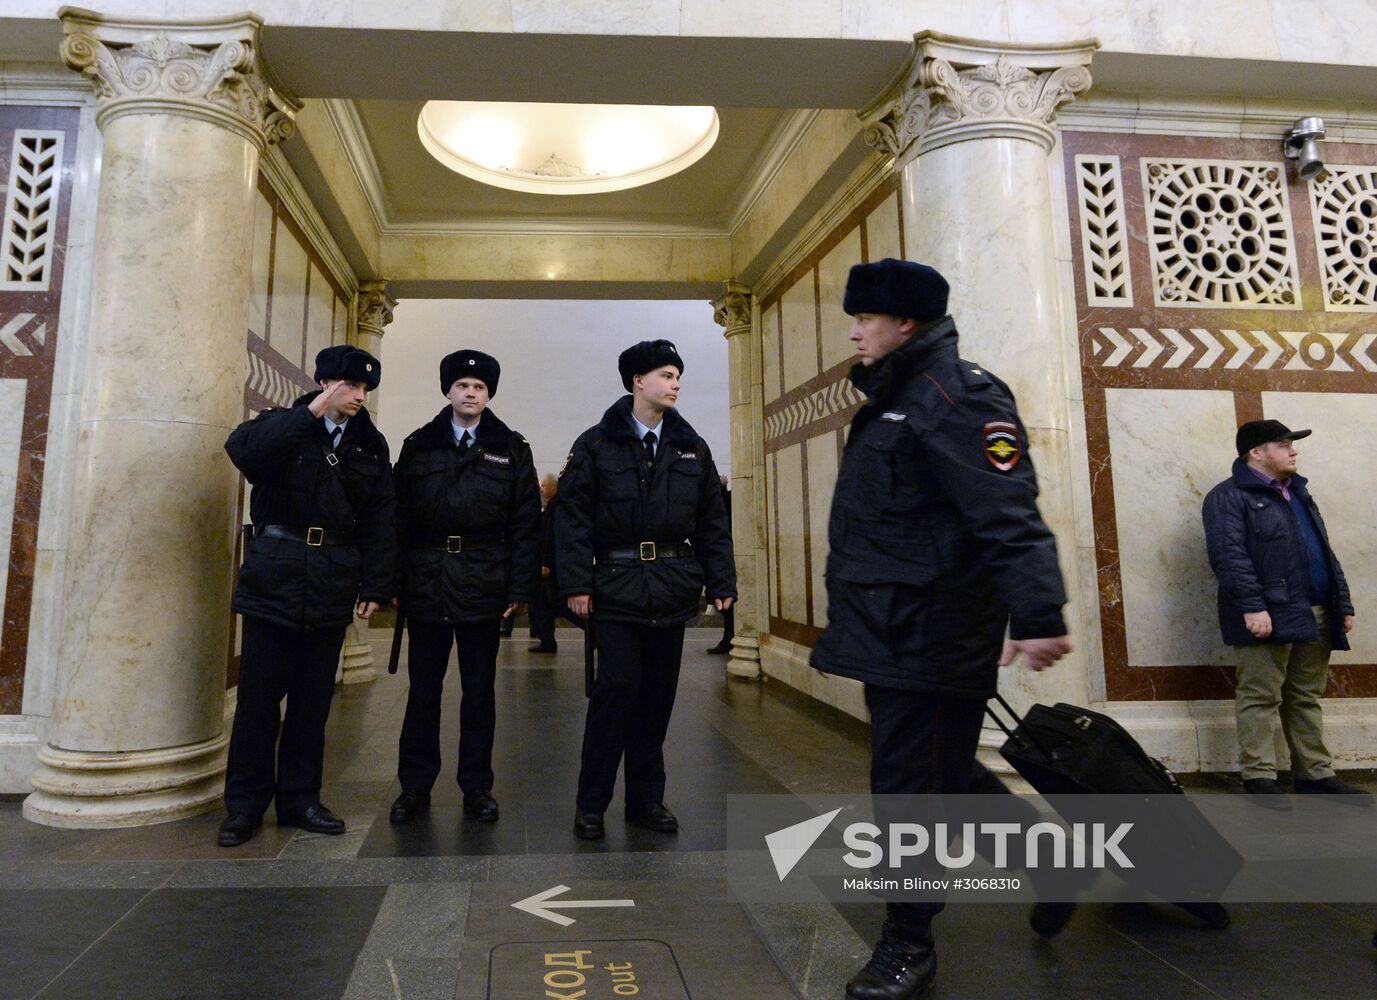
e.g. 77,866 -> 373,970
574,811 -> 605,840
279,803 -> 346,835
463,793 -> 499,822
217,814 -> 258,848
1242,777 -> 1292,810
1028,901 -> 1077,939
528,642 -> 558,653
846,920 -> 936,999
625,802 -> 679,833
1294,775 -> 1374,805
706,642 -> 732,655
390,790 -> 431,823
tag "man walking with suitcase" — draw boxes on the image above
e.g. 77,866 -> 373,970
812,259 -> 1072,999
1202,420 -> 1366,808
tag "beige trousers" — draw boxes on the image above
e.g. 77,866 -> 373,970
1234,606 -> 1334,782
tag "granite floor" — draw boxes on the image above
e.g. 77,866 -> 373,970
2,627 -> 1376,999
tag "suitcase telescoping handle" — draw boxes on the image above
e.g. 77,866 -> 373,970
985,692 -> 1055,760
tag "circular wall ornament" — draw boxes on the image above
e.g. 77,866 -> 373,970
417,101 -> 719,195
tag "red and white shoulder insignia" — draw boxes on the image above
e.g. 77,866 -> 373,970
982,420 -> 1021,471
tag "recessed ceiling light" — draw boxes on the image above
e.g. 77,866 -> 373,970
417,101 -> 720,195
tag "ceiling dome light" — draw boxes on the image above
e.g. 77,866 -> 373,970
418,101 -> 719,195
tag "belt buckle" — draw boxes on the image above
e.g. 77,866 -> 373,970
325,452 -> 340,467
639,541 -> 657,561
306,526 -> 325,547
446,535 -> 463,554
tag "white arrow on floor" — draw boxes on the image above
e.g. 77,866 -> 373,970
511,884 -> 636,927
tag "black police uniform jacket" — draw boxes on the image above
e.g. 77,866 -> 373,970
227,393 -> 397,631
1202,459 -> 1353,649
555,396 -> 736,626
395,407 -> 541,624
811,317 -> 1067,697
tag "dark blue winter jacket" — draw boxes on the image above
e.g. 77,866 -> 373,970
1201,459 -> 1353,649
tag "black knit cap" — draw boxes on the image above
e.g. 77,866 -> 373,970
314,345 -> 381,391
1236,419 -> 1311,457
618,339 -> 684,391
440,349 -> 500,397
843,258 -> 949,322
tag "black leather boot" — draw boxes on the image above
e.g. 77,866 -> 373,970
846,918 -> 936,999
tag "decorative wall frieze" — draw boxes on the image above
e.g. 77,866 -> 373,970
1089,326 -> 1377,373
1,130 -> 65,292
1073,154 -> 1133,307
860,32 -> 1096,160
712,281 -> 752,333
58,9 -> 299,151
1308,165 -> 1377,312
356,279 -> 396,338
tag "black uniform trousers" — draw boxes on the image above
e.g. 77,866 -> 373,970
224,618 -> 347,821
528,586 -> 556,645
577,620 -> 685,814
397,619 -> 502,797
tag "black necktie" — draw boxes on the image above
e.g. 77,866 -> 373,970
458,431 -> 472,454
329,425 -> 342,450
643,431 -> 656,468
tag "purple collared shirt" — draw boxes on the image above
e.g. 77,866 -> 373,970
1248,465 -> 1290,501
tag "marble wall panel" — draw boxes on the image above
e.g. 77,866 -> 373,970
773,442 -> 807,624
1105,387 -> 1239,667
805,431 -> 838,627
779,272 -> 819,393
332,293 -> 347,346
864,191 -> 902,262
0,379 -> 26,637
766,448 -> 779,615
1262,391 -> 1377,664
761,301 -> 781,404
818,229 -> 861,372
246,188 -> 272,340
305,261 -> 334,366
269,214 -> 308,369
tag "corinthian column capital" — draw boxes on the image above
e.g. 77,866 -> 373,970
860,32 -> 1096,160
58,7 -> 299,150
712,281 -> 753,335
356,279 -> 396,338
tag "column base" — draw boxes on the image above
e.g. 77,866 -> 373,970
22,731 -> 228,829
340,620 -> 378,685
727,634 -> 762,679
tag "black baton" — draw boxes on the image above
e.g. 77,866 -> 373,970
388,605 -> 406,675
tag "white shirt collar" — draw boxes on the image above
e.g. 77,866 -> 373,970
452,414 -> 480,444
630,413 -> 660,443
323,415 -> 348,440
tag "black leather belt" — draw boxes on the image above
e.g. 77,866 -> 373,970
599,542 -> 692,562
258,524 -> 354,547
425,533 -> 505,554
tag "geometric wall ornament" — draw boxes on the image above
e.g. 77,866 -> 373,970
764,376 -> 863,441
1089,326 -> 1377,373
0,130 -> 65,293
1308,165 -> 1377,312
1141,158 -> 1301,310
1074,155 -> 1133,307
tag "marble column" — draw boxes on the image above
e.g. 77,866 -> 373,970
338,280 -> 395,685
713,282 -> 765,680
24,10 -> 297,828
859,33 -> 1096,714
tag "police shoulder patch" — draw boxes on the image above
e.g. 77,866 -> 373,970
558,451 -> 573,478
482,452 -> 511,465
982,420 -> 1021,471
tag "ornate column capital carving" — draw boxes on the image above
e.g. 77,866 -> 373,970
58,7 -> 300,151
356,279 -> 396,338
860,32 -> 1097,160
712,281 -> 753,335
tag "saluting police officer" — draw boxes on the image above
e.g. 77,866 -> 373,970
220,345 -> 397,848
389,350 -> 541,825
557,340 -> 735,840
812,260 -> 1072,1000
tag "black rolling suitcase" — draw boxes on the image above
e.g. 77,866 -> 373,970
987,693 -> 1240,923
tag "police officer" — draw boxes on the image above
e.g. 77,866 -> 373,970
220,345 -> 396,848
812,260 -> 1072,999
557,340 -> 735,840
389,350 -> 541,824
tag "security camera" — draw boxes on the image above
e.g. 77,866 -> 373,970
1284,117 -> 1326,181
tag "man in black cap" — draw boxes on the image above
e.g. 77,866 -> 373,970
389,350 -> 541,825
219,345 -> 396,847
1203,419 -> 1364,807
811,258 -> 1072,999
556,340 -> 735,840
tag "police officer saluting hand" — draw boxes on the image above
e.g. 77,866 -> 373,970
220,345 -> 397,848
813,260 -> 1072,999
557,341 -> 735,840
389,350 -> 541,825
